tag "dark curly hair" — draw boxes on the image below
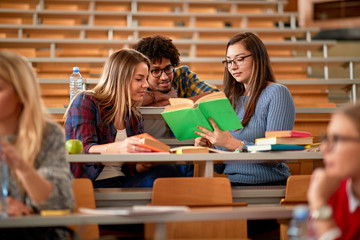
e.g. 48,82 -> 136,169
132,35 -> 180,67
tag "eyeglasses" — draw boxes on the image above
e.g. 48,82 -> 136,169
150,65 -> 174,78
320,134 -> 360,150
222,54 -> 252,68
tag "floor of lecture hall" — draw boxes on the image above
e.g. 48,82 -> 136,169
98,220 -> 281,240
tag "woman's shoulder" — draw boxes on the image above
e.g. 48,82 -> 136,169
44,121 -> 64,137
262,83 -> 291,96
71,91 -> 99,109
265,82 -> 288,91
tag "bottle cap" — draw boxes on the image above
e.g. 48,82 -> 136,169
293,205 -> 309,221
73,67 -> 79,72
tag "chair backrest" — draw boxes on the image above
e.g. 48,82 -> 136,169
280,175 -> 311,205
146,177 -> 248,239
151,177 -> 234,206
279,175 -> 311,240
71,178 -> 99,240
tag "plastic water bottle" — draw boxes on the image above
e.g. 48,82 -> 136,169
69,66 -> 83,102
288,205 -> 309,240
0,147 -> 8,218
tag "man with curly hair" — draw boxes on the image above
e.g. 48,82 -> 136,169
133,35 -> 219,107
133,35 -> 219,138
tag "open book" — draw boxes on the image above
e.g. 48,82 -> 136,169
170,146 -> 230,154
79,205 -> 189,216
161,91 -> 243,141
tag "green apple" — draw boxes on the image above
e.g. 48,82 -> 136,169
65,139 -> 83,154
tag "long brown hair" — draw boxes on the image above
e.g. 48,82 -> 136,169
222,32 -> 275,127
65,49 -> 150,126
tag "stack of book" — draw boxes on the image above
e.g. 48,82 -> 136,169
247,131 -> 313,152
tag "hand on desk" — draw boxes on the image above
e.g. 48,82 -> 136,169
106,137 -> 152,153
7,197 -> 33,216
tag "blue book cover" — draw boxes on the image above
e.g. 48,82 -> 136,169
247,144 -> 305,152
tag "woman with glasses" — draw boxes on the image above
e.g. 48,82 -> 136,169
0,51 -> 74,239
195,32 -> 296,186
307,103 -> 360,240
65,49 -> 183,188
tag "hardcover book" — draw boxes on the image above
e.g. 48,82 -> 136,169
169,146 -> 229,154
133,133 -> 170,152
161,91 -> 243,141
265,130 -> 311,138
255,137 -> 313,145
247,144 -> 305,152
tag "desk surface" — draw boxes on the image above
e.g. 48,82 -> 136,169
67,151 -> 322,163
0,205 -> 293,228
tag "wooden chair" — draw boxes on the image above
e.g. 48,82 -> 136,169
70,178 -> 100,240
279,175 -> 311,240
145,177 -> 248,239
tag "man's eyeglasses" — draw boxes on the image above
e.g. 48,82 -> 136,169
320,134 -> 360,150
222,54 -> 252,68
150,65 -> 174,78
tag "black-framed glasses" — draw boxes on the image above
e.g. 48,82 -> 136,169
150,65 -> 174,78
320,134 -> 360,150
222,54 -> 252,68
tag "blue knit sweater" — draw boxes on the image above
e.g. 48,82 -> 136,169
215,83 -> 296,184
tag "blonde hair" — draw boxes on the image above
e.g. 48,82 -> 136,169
65,49 -> 150,126
0,50 -> 50,166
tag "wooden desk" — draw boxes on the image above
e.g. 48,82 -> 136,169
94,185 -> 287,207
67,151 -> 322,177
0,206 -> 293,240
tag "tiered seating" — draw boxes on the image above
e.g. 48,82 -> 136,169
0,0 -> 359,137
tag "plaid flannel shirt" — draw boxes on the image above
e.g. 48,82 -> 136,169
65,92 -> 143,181
172,66 -> 219,97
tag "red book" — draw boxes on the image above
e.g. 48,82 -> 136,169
265,130 -> 311,138
133,133 -> 170,152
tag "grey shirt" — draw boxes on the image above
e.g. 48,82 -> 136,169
5,121 -> 74,239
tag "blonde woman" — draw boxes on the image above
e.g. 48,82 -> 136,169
0,51 -> 74,239
65,49 -> 182,188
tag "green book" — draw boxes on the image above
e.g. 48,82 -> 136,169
161,91 -> 243,141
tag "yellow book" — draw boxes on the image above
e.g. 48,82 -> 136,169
40,209 -> 71,216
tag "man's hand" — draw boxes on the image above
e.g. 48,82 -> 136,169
142,88 -> 178,106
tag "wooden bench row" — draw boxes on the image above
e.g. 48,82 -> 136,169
0,8 -> 297,28
0,24 -> 320,41
0,0 -> 286,13
0,38 -> 337,58
21,56 -> 359,80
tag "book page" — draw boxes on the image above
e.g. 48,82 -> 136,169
194,91 -> 226,104
79,206 -> 189,216
169,97 -> 194,106
163,103 -> 194,112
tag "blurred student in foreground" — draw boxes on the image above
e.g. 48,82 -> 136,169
65,49 -> 183,188
307,103 -> 360,240
195,32 -> 295,186
0,51 -> 74,239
